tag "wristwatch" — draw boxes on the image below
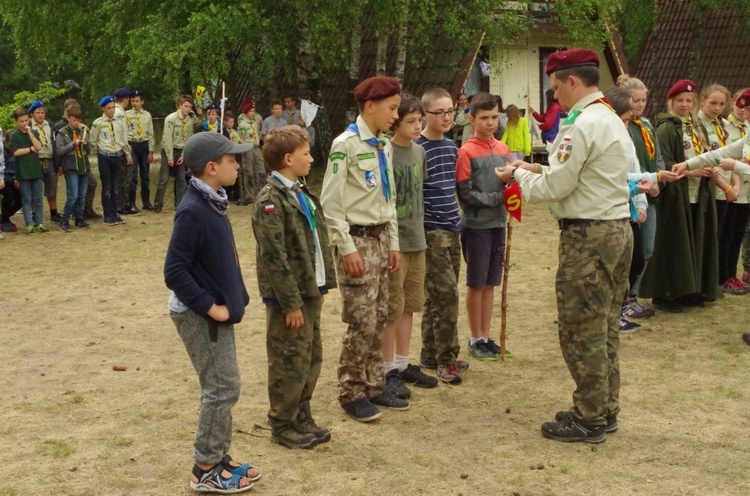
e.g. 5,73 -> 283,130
510,167 -> 518,183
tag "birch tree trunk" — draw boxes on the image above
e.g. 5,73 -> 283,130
376,32 -> 388,76
395,19 -> 408,82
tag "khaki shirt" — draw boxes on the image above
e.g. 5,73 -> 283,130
699,111 -> 733,200
725,115 -> 749,203
90,114 -> 131,159
32,120 -> 54,159
237,117 -> 260,145
162,111 -> 200,156
125,108 -> 155,150
515,91 -> 630,220
686,134 -> 750,204
320,115 -> 399,256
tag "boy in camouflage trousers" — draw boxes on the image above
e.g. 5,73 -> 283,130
252,126 -> 337,449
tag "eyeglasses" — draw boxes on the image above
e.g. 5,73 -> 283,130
425,109 -> 456,118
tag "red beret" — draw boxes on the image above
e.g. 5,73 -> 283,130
240,98 -> 255,114
354,77 -> 401,103
666,79 -> 698,100
735,89 -> 750,109
545,49 -> 599,76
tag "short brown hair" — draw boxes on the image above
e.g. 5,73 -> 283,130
175,95 -> 192,107
421,88 -> 452,110
391,94 -> 423,131
469,92 -> 498,117
262,125 -> 310,171
63,98 -> 80,111
66,105 -> 83,119
12,107 -> 28,120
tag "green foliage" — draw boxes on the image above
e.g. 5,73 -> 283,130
0,81 -> 67,130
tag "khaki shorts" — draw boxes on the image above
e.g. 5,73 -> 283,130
388,250 -> 426,321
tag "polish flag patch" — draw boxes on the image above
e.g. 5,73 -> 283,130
264,204 -> 275,213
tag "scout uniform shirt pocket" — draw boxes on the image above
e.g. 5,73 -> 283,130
357,153 -> 379,190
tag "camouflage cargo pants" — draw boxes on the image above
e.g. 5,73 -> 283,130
420,229 -> 461,365
266,297 -> 323,429
336,230 -> 389,404
556,219 -> 632,425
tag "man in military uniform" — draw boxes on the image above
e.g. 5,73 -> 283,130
154,95 -> 202,213
237,98 -> 265,204
126,90 -> 155,210
497,49 -> 634,443
320,76 -> 404,422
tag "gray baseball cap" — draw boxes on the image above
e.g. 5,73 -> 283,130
183,132 -> 254,174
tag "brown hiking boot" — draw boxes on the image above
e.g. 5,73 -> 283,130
271,422 -> 319,449
297,402 -> 331,443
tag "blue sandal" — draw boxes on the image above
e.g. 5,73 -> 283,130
190,462 -> 254,494
221,455 -> 262,482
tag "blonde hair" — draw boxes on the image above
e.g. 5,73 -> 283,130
421,88 -> 452,110
667,91 -> 709,151
616,74 -> 648,93
262,125 -> 310,171
701,83 -> 731,102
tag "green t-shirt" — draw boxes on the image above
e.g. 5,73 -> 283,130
391,141 -> 428,252
9,129 -> 43,180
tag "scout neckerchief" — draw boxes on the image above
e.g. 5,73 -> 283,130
565,97 -> 615,124
181,115 -> 187,139
728,114 -> 745,138
346,123 -> 391,201
249,121 -> 258,144
72,128 -> 82,158
682,118 -> 704,156
135,111 -> 143,139
108,118 -> 116,142
631,117 -> 656,160
208,122 -> 217,133
287,109 -> 294,125
35,121 -> 49,147
711,118 -> 728,147
270,173 -> 318,247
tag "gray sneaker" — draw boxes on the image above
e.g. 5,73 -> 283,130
468,340 -> 497,361
385,369 -> 411,399
370,391 -> 409,410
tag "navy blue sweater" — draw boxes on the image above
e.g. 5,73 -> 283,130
164,184 -> 249,323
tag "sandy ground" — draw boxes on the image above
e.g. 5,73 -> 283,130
1,167 -> 749,495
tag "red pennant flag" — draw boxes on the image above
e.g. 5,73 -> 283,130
504,182 -> 522,222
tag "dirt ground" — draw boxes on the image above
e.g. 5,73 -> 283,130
1,165 -> 750,496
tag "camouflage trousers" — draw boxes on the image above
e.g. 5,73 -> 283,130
266,297 -> 323,429
556,219 -> 632,425
420,229 -> 461,365
240,148 -> 266,203
336,230 -> 389,404
743,223 -> 750,273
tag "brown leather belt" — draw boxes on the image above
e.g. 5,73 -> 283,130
349,224 -> 386,237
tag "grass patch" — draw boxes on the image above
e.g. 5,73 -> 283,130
37,440 -> 75,458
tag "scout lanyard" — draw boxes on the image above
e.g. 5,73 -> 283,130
631,118 -> 656,159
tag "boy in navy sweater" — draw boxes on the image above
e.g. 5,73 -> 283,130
164,132 -> 259,494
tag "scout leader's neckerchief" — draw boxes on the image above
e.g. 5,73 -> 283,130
682,118 -> 704,156
564,97 -> 615,124
631,117 -> 656,160
728,114 -> 746,138
711,118 -> 728,147
346,123 -> 391,201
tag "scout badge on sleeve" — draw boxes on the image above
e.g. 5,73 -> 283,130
557,136 -> 573,163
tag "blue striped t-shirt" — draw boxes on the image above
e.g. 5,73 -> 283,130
416,135 -> 462,232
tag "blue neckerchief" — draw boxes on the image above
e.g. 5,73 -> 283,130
271,174 -> 317,250
346,123 -> 391,201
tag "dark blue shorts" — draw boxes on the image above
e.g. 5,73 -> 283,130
461,226 -> 506,288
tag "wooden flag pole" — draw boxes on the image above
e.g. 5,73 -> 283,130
219,82 -> 226,134
500,217 -> 513,361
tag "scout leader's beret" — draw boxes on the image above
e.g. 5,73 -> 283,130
28,101 -> 44,112
735,88 -> 750,109
545,49 -> 599,76
666,80 -> 698,100
114,87 -> 130,99
241,98 -> 255,114
130,90 -> 144,98
354,77 -> 401,103
99,96 -> 114,107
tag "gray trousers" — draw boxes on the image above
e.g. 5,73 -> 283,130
172,309 -> 241,465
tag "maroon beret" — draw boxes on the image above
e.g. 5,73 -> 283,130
354,76 -> 401,103
545,49 -> 599,76
666,79 -> 698,100
735,89 -> 750,109
240,98 -> 255,114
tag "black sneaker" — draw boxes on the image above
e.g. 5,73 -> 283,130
114,215 -> 126,225
370,391 -> 409,410
468,340 -> 497,361
385,369 -> 411,399
486,339 -> 512,358
555,410 -> 618,433
400,364 -> 438,388
652,297 -> 682,313
103,217 -> 118,226
50,213 -> 63,223
541,415 -> 606,443
75,219 -> 91,229
341,398 -> 381,422
58,221 -> 71,233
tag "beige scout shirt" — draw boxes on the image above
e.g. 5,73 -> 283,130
162,111 -> 200,157
32,120 -> 54,159
125,108 -> 155,150
514,91 -> 631,221
725,116 -> 749,203
699,111 -> 733,201
686,133 -> 750,203
90,114 -> 131,159
320,115 -> 399,256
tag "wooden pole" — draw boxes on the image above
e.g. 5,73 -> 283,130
219,81 -> 226,134
500,217 -> 513,361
